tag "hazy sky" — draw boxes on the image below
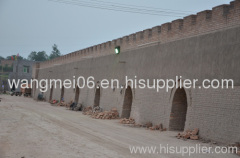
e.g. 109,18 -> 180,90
0,0 -> 232,59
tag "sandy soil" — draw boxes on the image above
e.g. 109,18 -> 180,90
0,95 -> 238,158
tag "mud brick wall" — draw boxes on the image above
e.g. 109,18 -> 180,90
38,0 -> 240,69
33,0 -> 240,144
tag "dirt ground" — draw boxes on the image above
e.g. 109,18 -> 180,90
0,95 -> 238,158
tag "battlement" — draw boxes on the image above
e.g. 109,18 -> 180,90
39,0 -> 240,69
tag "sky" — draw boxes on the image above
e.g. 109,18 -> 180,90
0,0 -> 232,59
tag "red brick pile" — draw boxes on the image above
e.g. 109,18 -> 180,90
91,108 -> 119,119
82,106 -> 93,115
66,100 -> 74,107
57,101 -> 67,106
83,107 -> 119,120
57,100 -> 73,107
228,143 -> 240,156
93,106 -> 102,112
148,124 -> 167,131
50,100 -> 59,105
177,128 -> 199,140
119,119 -> 167,131
144,122 -> 153,128
120,118 -> 135,124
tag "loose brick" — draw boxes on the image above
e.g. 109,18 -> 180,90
190,135 -> 199,140
191,128 -> 199,135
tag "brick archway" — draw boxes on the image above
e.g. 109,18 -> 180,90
60,85 -> 64,101
74,86 -> 80,104
121,86 -> 133,118
169,88 -> 188,131
94,88 -> 100,107
49,85 -> 54,101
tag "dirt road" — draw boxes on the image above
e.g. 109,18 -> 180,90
0,95 -> 238,158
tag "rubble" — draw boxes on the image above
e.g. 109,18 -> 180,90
228,143 -> 240,156
83,106 -> 93,115
83,107 -> 119,120
66,100 -> 74,108
147,123 -> 167,131
149,124 -> 161,130
177,128 -> 199,140
92,108 -> 119,119
57,101 -> 67,106
190,135 -> 199,140
191,128 -> 199,135
93,106 -> 102,112
50,100 -> 59,105
72,103 -> 82,111
144,122 -> 153,128
148,124 -> 167,131
119,119 -> 167,131
56,100 -> 74,107
120,118 -> 135,124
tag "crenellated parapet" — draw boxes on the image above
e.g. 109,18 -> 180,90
39,0 -> 240,69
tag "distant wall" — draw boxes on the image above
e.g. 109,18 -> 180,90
0,60 -> 14,67
9,60 -> 35,91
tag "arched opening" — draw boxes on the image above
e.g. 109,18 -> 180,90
60,85 -> 64,101
93,88 -> 100,107
169,88 -> 188,131
121,86 -> 133,118
49,85 -> 54,101
11,81 -> 16,91
74,86 -> 80,104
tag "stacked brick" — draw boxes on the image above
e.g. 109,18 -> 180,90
228,143 -> 240,156
57,100 -> 73,107
49,100 -> 59,105
120,118 -> 135,124
120,119 -> 167,131
83,107 -> 119,120
83,106 -> 93,115
177,128 -> 199,140
57,101 -> 67,106
148,124 -> 167,131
